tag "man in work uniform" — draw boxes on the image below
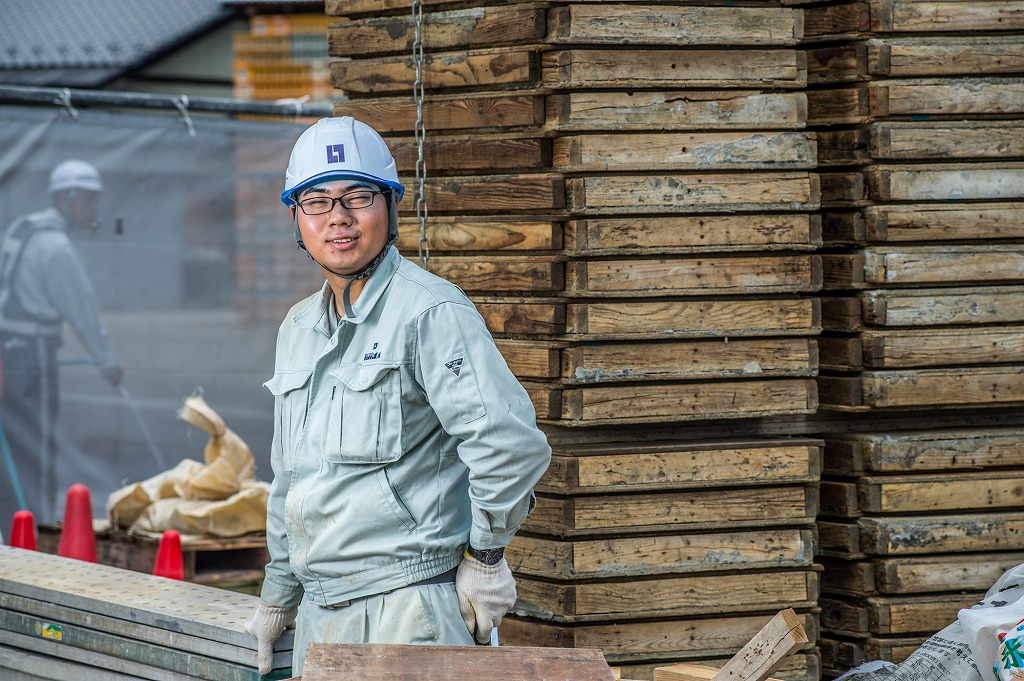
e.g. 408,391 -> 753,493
245,117 -> 551,675
0,160 -> 123,529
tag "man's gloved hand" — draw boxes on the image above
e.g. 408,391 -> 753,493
245,603 -> 297,675
455,552 -> 517,644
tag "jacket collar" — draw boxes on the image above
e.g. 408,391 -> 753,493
291,246 -> 401,335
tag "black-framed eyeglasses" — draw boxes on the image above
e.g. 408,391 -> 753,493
296,190 -> 383,215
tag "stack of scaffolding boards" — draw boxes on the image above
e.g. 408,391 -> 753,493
233,13 -> 336,102
325,1 -> 821,679
0,546 -> 293,681
803,0 -> 1024,675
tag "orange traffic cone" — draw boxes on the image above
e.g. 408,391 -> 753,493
153,530 -> 184,580
9,510 -> 36,551
58,484 -> 96,562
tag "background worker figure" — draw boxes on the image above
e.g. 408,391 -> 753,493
245,117 -> 551,675
0,160 -> 123,529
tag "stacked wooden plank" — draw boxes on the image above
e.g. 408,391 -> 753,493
0,545 -> 292,680
804,0 -> 1024,674
325,3 -> 821,679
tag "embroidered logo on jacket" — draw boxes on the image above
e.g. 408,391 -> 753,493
364,341 -> 380,361
444,357 -> 464,377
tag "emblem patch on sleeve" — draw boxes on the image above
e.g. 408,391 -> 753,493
444,357 -> 464,377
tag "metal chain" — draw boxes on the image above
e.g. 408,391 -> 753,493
412,0 -> 429,270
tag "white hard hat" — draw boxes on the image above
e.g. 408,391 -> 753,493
281,117 -> 404,206
49,160 -> 103,193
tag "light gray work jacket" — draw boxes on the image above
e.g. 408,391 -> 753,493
259,246 -> 551,609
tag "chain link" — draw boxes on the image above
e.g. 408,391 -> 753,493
412,0 -> 429,270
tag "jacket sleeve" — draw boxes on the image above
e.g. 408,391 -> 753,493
258,373 -> 304,610
414,299 -> 551,550
40,238 -> 119,373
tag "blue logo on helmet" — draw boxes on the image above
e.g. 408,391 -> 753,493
326,144 -> 345,163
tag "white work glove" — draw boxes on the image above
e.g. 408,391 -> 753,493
456,553 -> 517,644
245,603 -> 297,675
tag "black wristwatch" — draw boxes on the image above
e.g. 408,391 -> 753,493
466,545 -> 505,566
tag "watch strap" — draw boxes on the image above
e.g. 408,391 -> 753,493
465,545 -> 505,566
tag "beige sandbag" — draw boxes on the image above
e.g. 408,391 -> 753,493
107,459 -> 204,529
177,395 -> 255,480
174,456 -> 240,501
170,484 -> 270,537
128,497 -> 184,534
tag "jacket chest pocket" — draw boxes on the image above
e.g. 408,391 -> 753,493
264,368 -> 314,472
325,363 -> 404,464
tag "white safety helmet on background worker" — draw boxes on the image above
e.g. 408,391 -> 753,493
48,159 -> 103,194
281,116 -> 405,246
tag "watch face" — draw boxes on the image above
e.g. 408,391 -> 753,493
471,546 -> 504,565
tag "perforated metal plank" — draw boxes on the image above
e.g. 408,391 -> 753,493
0,643 -> 146,680
0,546 -> 292,652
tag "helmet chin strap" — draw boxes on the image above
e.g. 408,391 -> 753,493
293,190 -> 400,319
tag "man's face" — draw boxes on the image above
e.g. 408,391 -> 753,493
55,189 -> 100,229
293,179 -> 389,277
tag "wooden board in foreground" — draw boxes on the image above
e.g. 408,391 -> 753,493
302,643 -> 615,681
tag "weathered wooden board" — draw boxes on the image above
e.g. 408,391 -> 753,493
871,553 -> 1024,596
816,129 -> 871,167
414,255 -> 563,292
821,594 -> 978,637
329,5 -> 546,57
817,335 -> 863,371
501,612 -> 819,664
542,50 -> 807,89
547,91 -> 808,131
538,439 -> 822,493
548,5 -> 803,45
566,173 -> 819,213
824,246 -> 1024,287
332,48 -> 539,94
495,339 -> 563,379
507,527 -> 815,579
388,135 -> 549,173
820,172 -> 867,207
513,569 -> 819,621
807,86 -> 870,125
867,36 -> 1024,77
566,298 -> 820,338
474,298 -> 565,336
819,559 -> 877,597
808,44 -> 866,84
870,121 -> 1024,160
868,164 -> 1024,202
871,79 -> 1024,117
818,520 -> 864,558
863,203 -> 1024,242
565,255 -> 821,296
525,485 -> 817,537
422,173 -> 563,212
822,287 -> 1024,330
857,471 -> 1024,514
861,512 -> 1024,555
302,643 -> 615,681
564,215 -> 821,254
709,608 -> 809,681
862,326 -> 1024,368
553,131 -> 816,171
820,480 -> 860,518
395,216 -> 559,252
625,652 -> 820,681
560,337 -> 817,383
803,3 -> 870,41
822,211 -> 865,244
871,0 -> 1024,32
334,93 -> 544,132
819,366 -> 1024,408
819,636 -> 925,671
823,428 -> 1024,475
559,379 -> 818,422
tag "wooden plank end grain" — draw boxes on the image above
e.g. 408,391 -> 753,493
711,608 -> 809,681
